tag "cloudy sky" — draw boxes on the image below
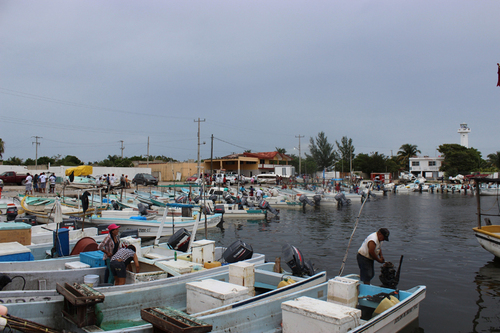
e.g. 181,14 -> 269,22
1,1 -> 499,164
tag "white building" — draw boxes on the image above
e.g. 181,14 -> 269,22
458,123 -> 471,148
409,156 -> 445,179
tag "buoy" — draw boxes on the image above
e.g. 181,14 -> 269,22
373,295 -> 400,317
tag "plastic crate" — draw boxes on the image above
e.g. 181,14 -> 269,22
80,250 -> 105,268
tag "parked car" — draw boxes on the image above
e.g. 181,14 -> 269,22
186,174 -> 198,183
132,173 -> 158,186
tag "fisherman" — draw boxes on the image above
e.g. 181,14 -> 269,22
25,173 -> 33,195
98,224 -> 122,284
357,228 -> 390,285
256,187 -> 263,200
49,173 -> 56,193
110,244 -> 140,285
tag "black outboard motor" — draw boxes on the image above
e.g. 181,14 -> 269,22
221,240 -> 253,263
299,195 -> 315,207
137,203 -> 148,216
282,244 -> 315,277
6,206 -> 18,221
202,204 -> 213,215
214,204 -> 225,215
335,193 -> 351,207
209,194 -> 218,203
111,200 -> 120,210
258,200 -> 279,215
224,193 -> 234,204
167,228 -> 191,252
193,195 -> 201,204
312,194 -> 322,206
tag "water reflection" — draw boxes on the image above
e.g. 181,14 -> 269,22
472,260 -> 500,333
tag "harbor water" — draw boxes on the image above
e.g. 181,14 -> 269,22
167,192 -> 500,333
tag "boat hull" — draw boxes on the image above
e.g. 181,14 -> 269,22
473,226 -> 500,258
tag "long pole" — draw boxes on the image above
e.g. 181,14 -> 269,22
194,118 -> 206,178
32,136 -> 42,169
147,137 -> 150,167
210,134 -> 214,179
296,135 -> 304,176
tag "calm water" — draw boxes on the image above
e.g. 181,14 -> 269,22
161,192 -> 500,333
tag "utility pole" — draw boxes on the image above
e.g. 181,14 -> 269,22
295,135 -> 304,176
119,140 -> 125,158
32,136 -> 42,169
147,136 -> 150,168
194,118 -> 206,177
210,134 -> 214,178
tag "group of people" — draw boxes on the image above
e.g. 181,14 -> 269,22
24,172 -> 57,195
97,223 -> 140,285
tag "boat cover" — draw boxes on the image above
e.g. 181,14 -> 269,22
65,166 -> 93,177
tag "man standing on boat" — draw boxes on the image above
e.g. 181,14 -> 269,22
357,228 -> 390,285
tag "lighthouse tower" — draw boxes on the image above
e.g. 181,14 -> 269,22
457,123 -> 471,148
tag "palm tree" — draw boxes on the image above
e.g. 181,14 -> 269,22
487,151 -> 500,170
397,144 -> 421,171
0,138 -> 4,160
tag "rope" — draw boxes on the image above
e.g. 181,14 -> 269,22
338,183 -> 373,276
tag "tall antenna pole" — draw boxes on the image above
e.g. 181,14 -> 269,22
295,135 -> 304,176
210,134 -> 214,178
119,140 -> 125,158
194,118 -> 206,177
32,136 -> 42,169
147,136 -> 150,168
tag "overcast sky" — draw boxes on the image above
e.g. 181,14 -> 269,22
1,1 -> 499,164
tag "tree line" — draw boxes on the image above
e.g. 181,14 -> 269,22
279,132 -> 500,178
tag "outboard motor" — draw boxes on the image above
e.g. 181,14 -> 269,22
335,192 -> 351,207
175,195 -> 188,203
192,195 -> 201,204
202,204 -> 213,215
223,193 -> 234,204
0,275 -> 12,291
137,203 -> 148,216
241,196 -> 248,207
379,256 -> 403,289
312,194 -> 322,206
6,206 -> 18,221
167,228 -> 191,252
299,195 -> 315,207
282,244 -> 315,277
221,240 -> 253,263
111,200 -> 120,210
258,200 -> 279,215
214,204 -> 225,215
209,194 -> 218,203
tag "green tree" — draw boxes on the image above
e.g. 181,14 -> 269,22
397,144 -> 421,171
3,156 -> 23,165
275,147 -> 287,154
37,156 -> 55,166
438,144 -> 482,176
25,158 -> 35,165
306,132 -> 338,171
98,155 -> 134,167
0,138 -> 4,159
59,155 -> 83,166
302,155 -> 318,177
353,152 -> 390,175
335,136 -> 355,172
487,151 -> 500,170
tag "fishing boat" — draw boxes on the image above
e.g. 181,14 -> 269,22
199,275 -> 426,333
472,177 -> 500,258
0,239 -> 265,296
3,262 -> 326,332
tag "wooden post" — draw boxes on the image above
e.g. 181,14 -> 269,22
475,179 -> 481,228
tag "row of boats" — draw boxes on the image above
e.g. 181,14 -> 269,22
0,223 -> 427,333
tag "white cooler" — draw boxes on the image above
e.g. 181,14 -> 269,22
186,279 -> 250,314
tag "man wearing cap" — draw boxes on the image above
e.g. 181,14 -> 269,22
98,224 -> 122,284
357,228 -> 390,285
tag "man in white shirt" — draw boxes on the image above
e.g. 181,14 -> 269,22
39,172 -> 47,193
357,228 -> 390,285
25,173 -> 33,195
49,173 -> 56,194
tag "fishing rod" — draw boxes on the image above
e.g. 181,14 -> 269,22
338,183 -> 373,276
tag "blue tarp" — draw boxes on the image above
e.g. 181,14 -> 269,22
166,203 -> 196,208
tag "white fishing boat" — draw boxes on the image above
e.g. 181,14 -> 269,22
0,239 -> 265,297
3,262 -> 326,332
472,177 -> 500,258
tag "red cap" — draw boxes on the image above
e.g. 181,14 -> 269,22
108,224 -> 120,231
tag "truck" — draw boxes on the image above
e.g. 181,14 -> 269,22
0,171 -> 28,185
